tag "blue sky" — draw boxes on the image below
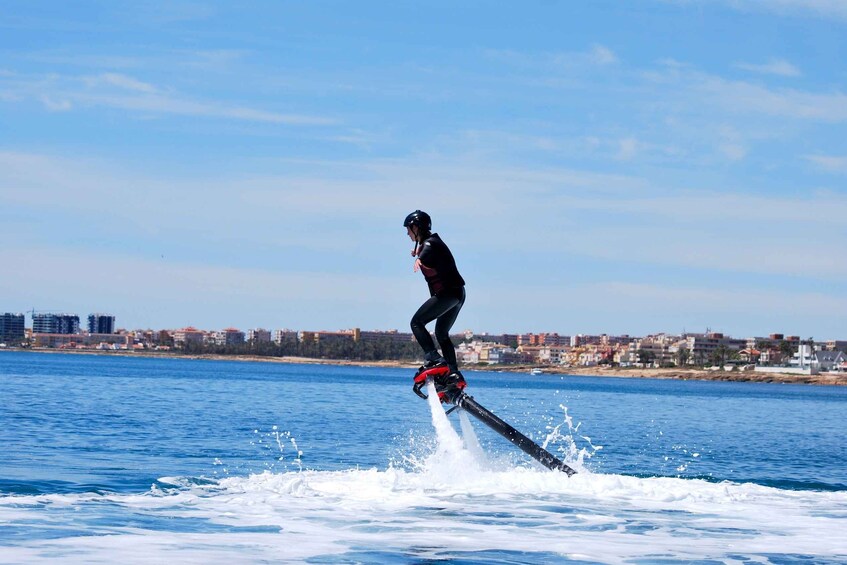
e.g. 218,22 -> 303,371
1,0 -> 845,339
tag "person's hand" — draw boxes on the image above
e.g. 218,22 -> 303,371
413,258 -> 422,272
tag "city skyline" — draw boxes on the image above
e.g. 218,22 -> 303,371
2,309 -> 842,343
1,2 -> 845,338
8,311 -> 846,377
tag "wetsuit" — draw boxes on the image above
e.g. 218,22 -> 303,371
410,233 -> 466,373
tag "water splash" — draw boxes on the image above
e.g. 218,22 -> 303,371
248,426 -> 303,473
389,429 -> 436,472
425,380 -> 463,453
664,443 -> 709,477
458,409 -> 488,466
541,404 -> 601,472
410,380 -> 492,483
392,382 -> 593,478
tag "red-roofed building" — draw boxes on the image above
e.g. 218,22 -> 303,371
172,327 -> 205,346
211,328 -> 245,346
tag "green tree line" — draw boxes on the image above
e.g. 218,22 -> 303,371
181,337 -> 424,362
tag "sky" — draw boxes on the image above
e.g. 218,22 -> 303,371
1,1 -> 845,339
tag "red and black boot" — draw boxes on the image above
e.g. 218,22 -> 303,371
434,371 -> 467,404
412,358 -> 467,404
412,356 -> 450,400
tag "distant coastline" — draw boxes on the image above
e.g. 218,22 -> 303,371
4,348 -> 845,386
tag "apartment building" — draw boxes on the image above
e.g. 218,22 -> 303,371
517,333 -> 568,347
0,313 -> 25,344
456,341 -> 480,364
570,334 -> 607,347
247,329 -> 272,343
88,314 -> 116,334
680,332 -> 746,364
516,345 -> 545,363
358,329 -> 416,344
210,328 -> 246,346
130,329 -> 171,347
273,329 -> 298,344
745,334 -> 800,351
538,344 -> 570,364
33,313 -> 80,335
472,333 -> 519,347
602,334 -> 633,346
478,344 -> 515,364
171,327 -> 205,346
625,334 -> 680,366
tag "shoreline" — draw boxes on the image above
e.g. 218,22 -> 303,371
4,348 -> 846,386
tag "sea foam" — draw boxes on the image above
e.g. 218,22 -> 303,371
1,386 -> 846,563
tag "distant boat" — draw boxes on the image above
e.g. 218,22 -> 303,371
529,368 -> 543,375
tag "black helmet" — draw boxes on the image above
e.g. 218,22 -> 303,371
403,210 -> 431,231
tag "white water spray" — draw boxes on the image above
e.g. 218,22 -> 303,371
541,404 -> 600,471
421,380 -> 487,480
458,409 -> 488,465
425,380 -> 463,453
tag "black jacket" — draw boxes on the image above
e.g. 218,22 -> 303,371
418,233 -> 465,296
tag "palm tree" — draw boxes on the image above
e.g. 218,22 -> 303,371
637,349 -> 655,366
711,345 -> 730,367
779,340 -> 794,360
675,346 -> 690,367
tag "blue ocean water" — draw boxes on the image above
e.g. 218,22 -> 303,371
1,351 -> 846,563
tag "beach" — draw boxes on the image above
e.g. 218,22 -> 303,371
6,348 -> 846,386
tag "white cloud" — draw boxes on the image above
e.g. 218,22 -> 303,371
567,189 -> 847,227
85,92 -> 335,125
39,95 -> 72,111
450,129 -> 692,167
717,125 -> 747,161
588,44 -> 618,65
734,59 -> 801,77
6,242 -> 844,337
475,53 -> 842,169
804,154 -> 847,173
3,150 -> 846,334
667,0 -> 847,21
90,72 -> 159,93
489,43 -> 618,70
616,137 -> 639,160
16,49 -> 249,73
645,65 -> 847,122
737,0 -> 847,20
0,71 -> 336,126
180,49 -> 250,71
3,150 -> 845,283
718,143 -> 747,161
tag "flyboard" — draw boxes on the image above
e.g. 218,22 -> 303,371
413,365 -> 577,476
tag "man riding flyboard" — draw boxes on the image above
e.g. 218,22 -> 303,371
404,210 -> 576,474
404,210 -> 467,403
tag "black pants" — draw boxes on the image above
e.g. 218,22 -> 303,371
410,287 -> 466,372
